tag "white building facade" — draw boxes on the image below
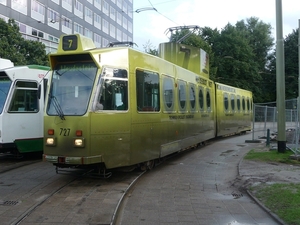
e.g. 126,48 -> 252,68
0,0 -> 133,53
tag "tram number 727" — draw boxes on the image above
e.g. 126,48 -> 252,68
60,128 -> 70,136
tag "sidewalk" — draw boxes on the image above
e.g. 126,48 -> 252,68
118,134 -> 282,225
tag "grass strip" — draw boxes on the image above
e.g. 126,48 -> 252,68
250,183 -> 300,225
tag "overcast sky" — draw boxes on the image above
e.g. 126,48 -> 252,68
133,0 -> 300,50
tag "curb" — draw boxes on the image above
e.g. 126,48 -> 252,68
238,158 -> 287,225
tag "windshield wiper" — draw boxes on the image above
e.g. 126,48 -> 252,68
50,95 -> 65,120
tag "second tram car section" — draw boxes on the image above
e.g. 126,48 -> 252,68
0,58 -> 49,155
215,82 -> 252,137
43,34 -> 253,174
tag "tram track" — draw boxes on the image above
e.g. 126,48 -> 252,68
0,162 -> 146,225
0,153 -> 41,174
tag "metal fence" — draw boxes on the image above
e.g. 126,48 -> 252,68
252,98 -> 300,154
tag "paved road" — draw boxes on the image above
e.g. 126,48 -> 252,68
119,133 -> 280,225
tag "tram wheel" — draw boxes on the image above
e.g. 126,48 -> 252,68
147,160 -> 155,170
140,160 -> 155,171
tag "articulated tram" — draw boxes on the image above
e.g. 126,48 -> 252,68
0,58 -> 49,155
43,34 -> 252,175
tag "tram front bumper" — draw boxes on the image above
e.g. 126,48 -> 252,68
43,154 -> 102,165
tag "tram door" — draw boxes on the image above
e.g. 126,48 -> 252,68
4,80 -> 43,147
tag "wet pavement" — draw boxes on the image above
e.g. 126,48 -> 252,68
1,132 -> 294,225
119,133 -> 282,225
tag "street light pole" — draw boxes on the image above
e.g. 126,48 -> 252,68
275,0 -> 286,152
297,19 -> 300,152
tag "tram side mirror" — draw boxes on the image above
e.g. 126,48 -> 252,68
38,84 -> 41,99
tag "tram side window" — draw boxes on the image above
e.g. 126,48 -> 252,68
242,97 -> 246,111
231,94 -> 235,111
0,76 -> 11,114
178,80 -> 187,111
136,69 -> 160,112
207,89 -> 211,112
9,81 -> 38,113
224,93 -> 229,111
162,75 -> 174,112
199,87 -> 204,111
189,83 -> 196,111
237,95 -> 241,111
246,97 -> 250,111
96,68 -> 128,111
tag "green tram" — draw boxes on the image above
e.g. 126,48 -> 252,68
43,34 -> 252,175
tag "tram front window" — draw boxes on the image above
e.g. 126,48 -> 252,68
47,61 -> 97,116
0,75 -> 12,114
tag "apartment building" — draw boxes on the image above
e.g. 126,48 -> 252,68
0,0 -> 133,53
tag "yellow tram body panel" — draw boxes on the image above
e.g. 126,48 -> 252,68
215,82 -> 253,136
43,34 -> 250,170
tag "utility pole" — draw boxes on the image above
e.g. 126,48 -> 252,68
275,0 -> 286,152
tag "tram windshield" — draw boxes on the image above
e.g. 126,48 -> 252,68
47,61 -> 97,117
0,74 -> 12,114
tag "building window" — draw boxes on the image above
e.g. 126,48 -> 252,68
94,33 -> 101,47
110,6 -> 116,20
122,1 -> 127,13
102,19 -> 109,34
117,11 -> 122,25
94,13 -> 101,24
85,28 -> 93,39
110,24 -> 115,38
117,0 -> 122,8
48,8 -> 59,23
32,29 -> 37,36
102,38 -> 109,47
75,0 -> 83,12
128,5 -> 133,18
74,22 -> 83,34
102,0 -> 109,16
122,33 -> 127,42
18,23 -> 26,33
32,0 -> 45,15
85,7 -> 93,20
128,21 -> 132,33
62,17 -> 71,28
117,29 -> 122,41
62,0 -> 72,5
94,0 -> 101,7
122,16 -> 127,29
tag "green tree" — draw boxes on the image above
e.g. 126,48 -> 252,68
283,29 -> 299,99
143,40 -> 158,56
269,29 -> 299,100
201,18 -> 274,103
20,39 -> 48,66
0,18 -> 48,66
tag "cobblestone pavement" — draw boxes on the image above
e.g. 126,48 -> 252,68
118,134 -> 282,225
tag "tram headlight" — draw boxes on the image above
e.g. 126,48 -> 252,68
46,137 -> 56,146
74,138 -> 85,147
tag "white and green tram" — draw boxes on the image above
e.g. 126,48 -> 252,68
0,58 -> 49,155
